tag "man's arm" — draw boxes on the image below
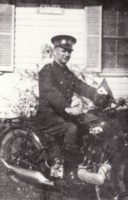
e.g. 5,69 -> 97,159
73,75 -> 97,101
65,73 -> 110,115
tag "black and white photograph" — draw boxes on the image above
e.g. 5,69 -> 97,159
0,0 -> 128,199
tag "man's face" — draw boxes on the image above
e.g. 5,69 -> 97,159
53,47 -> 72,65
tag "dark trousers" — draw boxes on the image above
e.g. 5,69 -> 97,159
40,121 -> 78,149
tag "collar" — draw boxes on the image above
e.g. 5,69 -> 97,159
53,61 -> 68,71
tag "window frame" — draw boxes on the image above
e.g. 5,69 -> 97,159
101,9 -> 128,76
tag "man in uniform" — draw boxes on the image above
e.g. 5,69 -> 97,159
36,35 -> 108,169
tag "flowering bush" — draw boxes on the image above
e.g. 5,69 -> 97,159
2,44 -> 53,118
2,69 -> 39,118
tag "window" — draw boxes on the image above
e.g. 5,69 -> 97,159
103,10 -> 128,72
85,6 -> 128,75
0,3 -> 15,72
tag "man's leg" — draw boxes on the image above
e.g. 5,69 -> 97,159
39,121 -> 79,166
63,122 -> 79,151
40,121 -> 83,181
41,121 -> 78,150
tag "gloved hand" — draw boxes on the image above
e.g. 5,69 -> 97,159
65,95 -> 83,115
65,106 -> 82,115
94,93 -> 112,109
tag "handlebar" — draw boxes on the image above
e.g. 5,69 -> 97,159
115,98 -> 127,107
81,97 -> 128,115
103,98 -> 128,112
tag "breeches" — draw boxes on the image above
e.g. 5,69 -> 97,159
40,121 -> 78,148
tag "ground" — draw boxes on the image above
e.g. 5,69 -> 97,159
0,160 -> 83,200
0,159 -> 112,200
0,159 -> 114,200
0,160 -> 41,200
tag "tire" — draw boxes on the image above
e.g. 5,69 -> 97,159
113,160 -> 128,192
111,148 -> 128,199
0,126 -> 46,182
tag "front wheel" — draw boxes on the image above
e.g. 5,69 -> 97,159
111,149 -> 128,199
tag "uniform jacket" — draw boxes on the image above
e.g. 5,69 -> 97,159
36,61 -> 96,129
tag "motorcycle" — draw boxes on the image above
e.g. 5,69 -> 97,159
0,83 -> 128,200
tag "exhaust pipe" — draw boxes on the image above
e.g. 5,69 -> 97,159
78,163 -> 111,185
0,158 -> 54,186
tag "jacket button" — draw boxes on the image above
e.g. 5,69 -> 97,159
69,75 -> 72,78
67,98 -> 70,103
60,81 -> 63,84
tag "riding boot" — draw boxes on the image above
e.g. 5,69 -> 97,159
63,144 -> 83,164
63,148 -> 83,185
